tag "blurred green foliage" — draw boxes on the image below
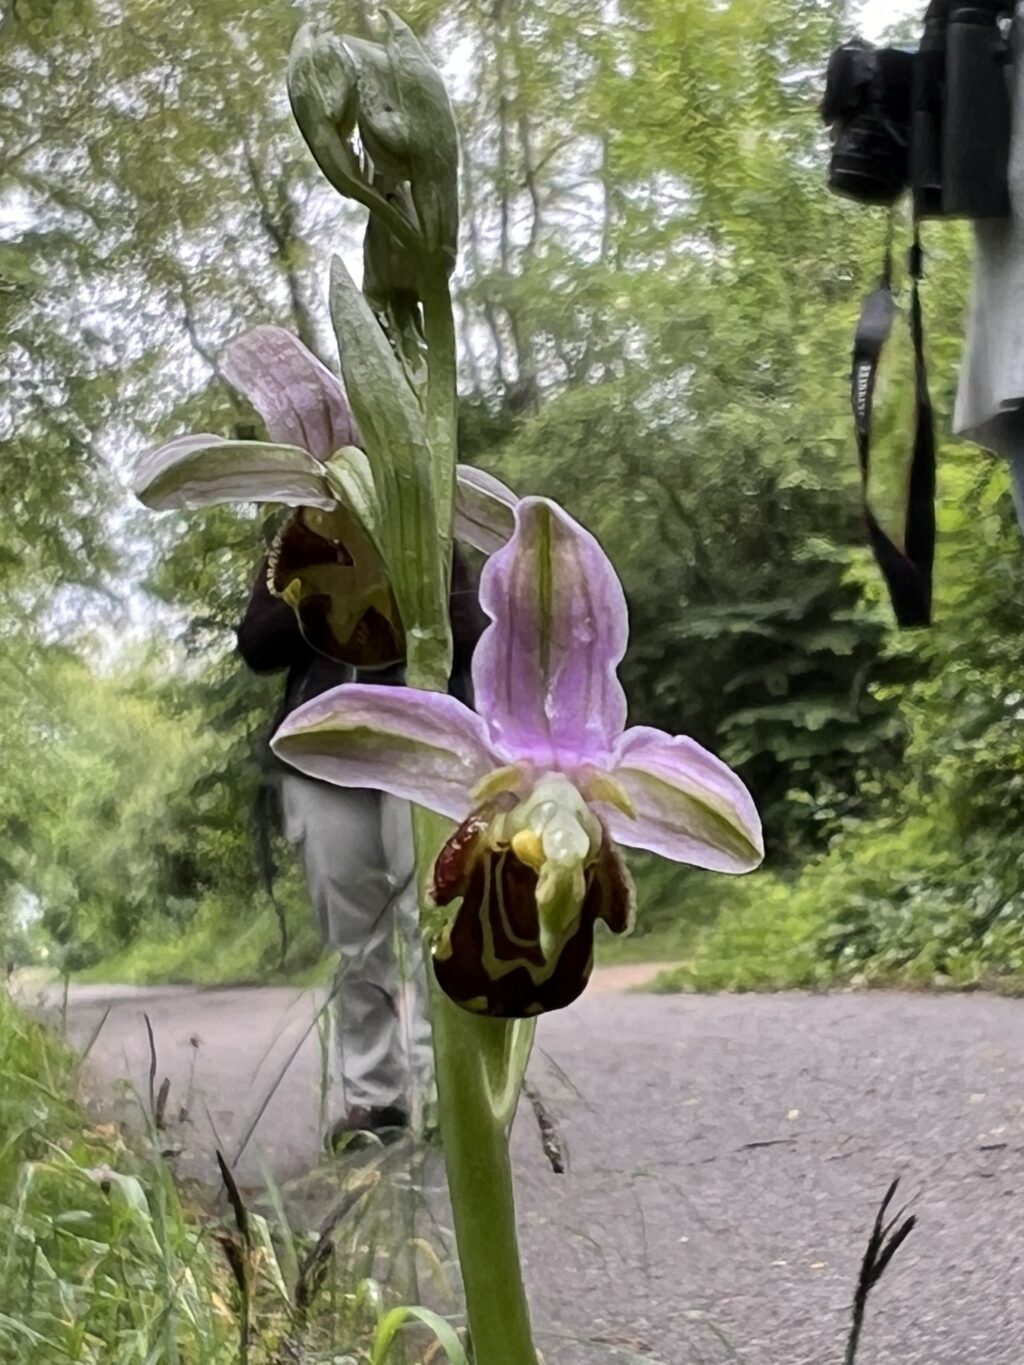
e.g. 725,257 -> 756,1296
0,0 -> 1021,989
654,448 -> 1024,992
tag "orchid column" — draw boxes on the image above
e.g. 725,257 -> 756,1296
288,15 -> 540,1363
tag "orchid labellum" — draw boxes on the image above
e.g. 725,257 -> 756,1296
274,496 -> 764,1017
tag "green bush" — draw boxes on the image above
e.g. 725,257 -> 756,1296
654,811 -> 1024,996
78,869 -> 327,987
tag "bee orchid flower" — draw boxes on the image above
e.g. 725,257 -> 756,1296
273,496 -> 764,1017
133,325 -> 517,666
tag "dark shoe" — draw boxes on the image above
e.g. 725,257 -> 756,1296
328,1105 -> 408,1152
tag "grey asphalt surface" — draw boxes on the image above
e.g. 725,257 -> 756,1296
33,981 -> 1024,1364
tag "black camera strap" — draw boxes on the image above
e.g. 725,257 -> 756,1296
851,221 -> 936,627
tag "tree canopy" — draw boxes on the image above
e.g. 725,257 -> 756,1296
2,0 -> 1018,985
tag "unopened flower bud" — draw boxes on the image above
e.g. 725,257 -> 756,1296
363,180 -> 421,319
288,12 -> 458,274
288,26 -> 363,202
378,11 -> 459,268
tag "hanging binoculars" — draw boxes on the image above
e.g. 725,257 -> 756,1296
822,0 -> 1014,221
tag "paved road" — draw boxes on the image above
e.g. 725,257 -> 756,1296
30,980 -> 1024,1363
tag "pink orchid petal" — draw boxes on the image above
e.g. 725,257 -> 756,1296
473,497 -> 628,768
454,464 -> 517,555
222,326 -> 359,461
133,434 -> 336,510
271,684 -> 498,821
603,726 -> 764,872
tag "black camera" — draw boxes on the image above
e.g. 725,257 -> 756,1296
823,0 -> 1013,220
823,40 -> 916,206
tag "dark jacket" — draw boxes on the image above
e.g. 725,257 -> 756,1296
236,549 -> 487,758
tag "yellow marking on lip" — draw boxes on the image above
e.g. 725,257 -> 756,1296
511,830 -> 545,871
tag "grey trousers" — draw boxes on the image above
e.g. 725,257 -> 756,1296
954,9 -> 1024,537
280,773 -> 432,1114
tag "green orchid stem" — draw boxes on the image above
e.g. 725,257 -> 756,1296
411,806 -> 538,1365
432,990 -> 539,1365
407,255 -> 538,1365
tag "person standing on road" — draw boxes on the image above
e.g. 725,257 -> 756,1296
236,545 -> 485,1146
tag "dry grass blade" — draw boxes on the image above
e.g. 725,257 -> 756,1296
231,984 -> 340,1167
523,1081 -> 566,1174
844,1177 -> 917,1365
216,1149 -> 253,1365
154,1076 -> 171,1131
143,1012 -> 157,1124
216,1148 -> 251,1246
72,1003 -> 111,1081
295,1170 -> 381,1320
294,1232 -> 334,1321
214,1230 -> 249,1297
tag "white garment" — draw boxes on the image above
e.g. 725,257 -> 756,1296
280,774 -> 432,1113
955,12 -> 1024,455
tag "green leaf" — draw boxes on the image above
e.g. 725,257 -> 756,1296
324,446 -> 383,547
328,255 -> 427,471
329,255 -> 450,689
370,1304 -> 470,1364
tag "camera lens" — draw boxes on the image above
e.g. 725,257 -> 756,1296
823,43 -> 915,207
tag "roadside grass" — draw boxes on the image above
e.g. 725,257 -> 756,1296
643,865 -> 827,994
0,987 -> 470,1364
1,988 -> 675,1364
648,814 -> 1024,997
3,960 -> 918,1364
